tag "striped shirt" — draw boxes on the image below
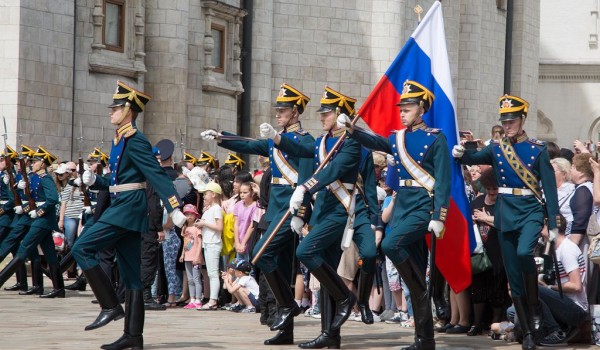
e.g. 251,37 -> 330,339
60,186 -> 85,219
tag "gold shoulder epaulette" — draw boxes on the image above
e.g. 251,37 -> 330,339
425,127 -> 441,133
124,128 -> 137,139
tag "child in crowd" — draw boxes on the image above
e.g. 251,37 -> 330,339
233,182 -> 258,261
180,204 -> 204,309
221,259 -> 260,313
196,182 -> 223,310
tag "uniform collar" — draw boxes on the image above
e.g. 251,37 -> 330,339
507,131 -> 528,144
407,121 -> 427,132
36,169 -> 46,176
114,122 -> 135,144
284,121 -> 301,133
329,127 -> 345,138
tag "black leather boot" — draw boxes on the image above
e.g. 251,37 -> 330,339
523,273 -> 542,339
4,262 -> 28,291
299,289 -> 341,349
264,269 -> 300,331
65,275 -> 87,291
40,264 -> 65,298
357,270 -> 374,324
59,251 -> 76,274
20,259 -> 43,295
513,296 -> 535,350
264,323 -> 294,345
0,256 -> 24,289
83,265 -> 125,331
395,259 -> 435,350
310,264 -> 356,331
101,289 -> 144,350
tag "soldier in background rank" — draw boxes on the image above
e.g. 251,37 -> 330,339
343,80 -> 451,350
453,95 -> 559,350
72,81 -> 187,350
271,86 -> 361,349
0,145 -> 46,296
0,146 -> 21,291
223,152 -> 246,174
201,83 -> 314,346
0,146 -> 65,298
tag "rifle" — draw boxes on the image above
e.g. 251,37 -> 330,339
4,155 -> 21,207
78,121 -> 91,207
18,158 -> 36,213
78,158 -> 92,207
252,114 -> 361,265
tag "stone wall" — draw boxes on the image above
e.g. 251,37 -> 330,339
0,0 -> 20,147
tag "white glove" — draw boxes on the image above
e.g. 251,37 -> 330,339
259,123 -> 277,139
14,206 -> 23,214
28,210 -> 38,219
17,180 -> 26,190
73,177 -> 82,187
428,220 -> 445,238
336,113 -> 351,129
386,154 -> 395,166
82,170 -> 96,186
83,206 -> 92,214
2,174 -> 8,185
548,228 -> 558,242
371,224 -> 377,232
201,129 -> 219,141
290,216 -> 304,234
289,186 -> 307,212
452,144 -> 465,158
170,208 -> 187,228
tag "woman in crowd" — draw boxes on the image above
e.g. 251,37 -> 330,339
551,157 -> 575,220
468,169 -> 509,336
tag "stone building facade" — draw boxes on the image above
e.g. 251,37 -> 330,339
0,0 -> 542,165
538,0 -> 600,148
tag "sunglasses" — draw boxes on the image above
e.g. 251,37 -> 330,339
70,169 -> 77,172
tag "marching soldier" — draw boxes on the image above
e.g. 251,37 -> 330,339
0,145 -> 46,296
0,146 -> 65,298
0,146 -> 22,291
71,81 -> 187,350
62,147 -> 110,292
453,94 -> 559,350
342,80 -> 451,350
270,86 -> 361,349
201,83 -> 314,345
223,152 -> 246,173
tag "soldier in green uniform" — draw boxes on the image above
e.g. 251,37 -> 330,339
453,95 -> 560,350
0,146 -> 23,291
201,83 -> 314,346
0,146 -> 65,298
271,86 -> 360,349
342,80 -> 451,350
72,81 -> 187,350
0,145 -> 48,296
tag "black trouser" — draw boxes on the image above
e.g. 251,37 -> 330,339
140,231 -> 160,294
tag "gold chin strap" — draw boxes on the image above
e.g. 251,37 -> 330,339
335,107 -> 341,116
115,102 -> 131,125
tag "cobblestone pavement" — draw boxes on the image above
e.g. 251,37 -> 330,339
0,274 -> 594,350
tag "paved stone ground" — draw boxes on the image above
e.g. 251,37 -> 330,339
0,274 -> 595,350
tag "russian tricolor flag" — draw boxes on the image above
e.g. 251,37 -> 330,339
359,1 -> 474,293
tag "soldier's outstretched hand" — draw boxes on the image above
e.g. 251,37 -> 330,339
82,170 -> 96,186
170,208 -> 187,228
259,123 -> 277,139
201,129 -> 219,141
452,144 -> 465,158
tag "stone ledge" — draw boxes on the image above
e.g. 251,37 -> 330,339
88,53 -> 146,79
539,63 -> 600,82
